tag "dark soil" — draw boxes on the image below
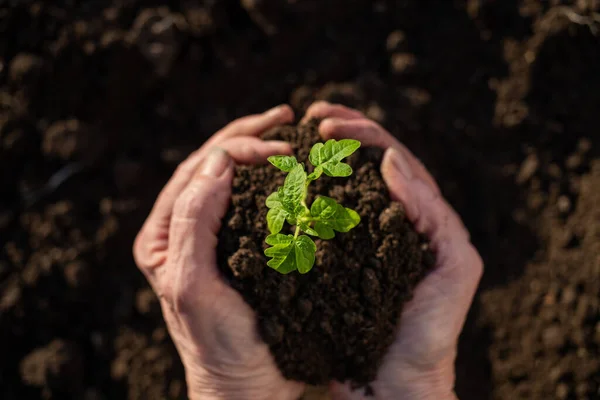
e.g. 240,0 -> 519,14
1,1 -> 599,399
217,121 -> 434,389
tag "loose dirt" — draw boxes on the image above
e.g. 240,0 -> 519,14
1,1 -> 599,399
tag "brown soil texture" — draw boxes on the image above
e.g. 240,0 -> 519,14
1,1 -> 599,399
217,121 -> 434,390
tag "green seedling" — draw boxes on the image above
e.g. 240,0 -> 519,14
264,139 -> 362,274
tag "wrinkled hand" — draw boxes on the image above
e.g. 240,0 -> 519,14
133,105 -> 305,400
303,102 -> 483,400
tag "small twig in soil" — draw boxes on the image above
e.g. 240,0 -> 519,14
21,162 -> 85,207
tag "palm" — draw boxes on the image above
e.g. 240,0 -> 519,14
162,263 -> 303,398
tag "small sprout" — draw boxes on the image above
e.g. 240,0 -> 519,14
264,139 -> 362,274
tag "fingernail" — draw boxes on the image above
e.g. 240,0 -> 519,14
387,147 -> 414,180
196,148 -> 231,178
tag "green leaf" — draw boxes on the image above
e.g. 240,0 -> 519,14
295,235 -> 317,274
308,139 -> 361,177
308,143 -> 325,166
286,215 -> 297,226
314,222 -> 335,239
264,241 -> 296,274
310,196 -> 361,232
264,235 -> 316,274
281,164 -> 307,217
265,233 -> 293,246
264,140 -> 362,274
266,207 -> 288,234
323,162 -> 352,177
266,191 -> 282,209
307,166 -> 323,181
298,221 -> 319,237
268,155 -> 298,172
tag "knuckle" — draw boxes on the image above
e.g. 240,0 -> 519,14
133,227 -> 160,271
173,184 -> 210,218
132,230 -> 146,267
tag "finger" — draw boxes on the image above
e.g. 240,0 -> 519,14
207,104 -> 294,146
217,136 -> 292,164
381,148 -> 468,242
135,148 -> 232,284
150,104 -> 292,224
320,118 -> 441,195
181,104 -> 291,174
154,139 -> 290,223
134,137 -> 291,276
301,101 -> 364,123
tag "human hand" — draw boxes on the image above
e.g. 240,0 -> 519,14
303,102 -> 483,400
133,105 -> 305,400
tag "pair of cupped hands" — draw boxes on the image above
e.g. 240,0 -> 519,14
133,103 -> 483,400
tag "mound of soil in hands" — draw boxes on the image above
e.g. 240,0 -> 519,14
2,1 -> 600,399
217,121 -> 435,389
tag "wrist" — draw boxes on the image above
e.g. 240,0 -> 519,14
185,364 -> 302,400
187,387 -> 301,400
376,359 -> 456,400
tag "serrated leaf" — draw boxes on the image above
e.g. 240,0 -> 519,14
264,241 -> 296,274
308,139 -> 360,177
266,207 -> 288,234
298,221 -> 319,236
268,155 -> 298,172
281,164 -> 307,217
264,235 -> 316,274
314,222 -> 335,239
310,196 -> 361,232
266,191 -> 282,209
265,233 -> 294,246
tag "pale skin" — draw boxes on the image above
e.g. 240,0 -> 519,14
133,102 -> 483,400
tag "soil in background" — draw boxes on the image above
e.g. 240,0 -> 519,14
1,1 -> 599,399
217,121 -> 434,390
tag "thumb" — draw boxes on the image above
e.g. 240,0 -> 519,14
165,148 -> 234,312
171,147 -> 234,235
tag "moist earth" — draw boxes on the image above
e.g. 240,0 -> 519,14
1,1 -> 599,399
217,122 -> 434,390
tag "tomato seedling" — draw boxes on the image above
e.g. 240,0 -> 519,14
264,139 -> 361,274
